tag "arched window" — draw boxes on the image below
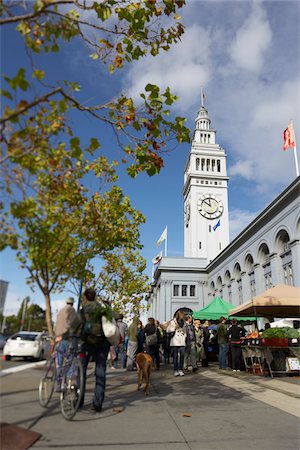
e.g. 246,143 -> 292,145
245,254 -> 255,297
207,159 -> 210,171
201,158 -> 205,170
258,243 -> 271,288
276,229 -> 293,285
212,159 -> 215,172
217,160 -> 221,172
196,158 -> 200,170
234,263 -> 242,304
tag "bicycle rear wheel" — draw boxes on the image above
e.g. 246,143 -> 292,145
39,357 -> 56,407
60,357 -> 84,420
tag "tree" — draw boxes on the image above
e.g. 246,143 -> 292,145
0,0 -> 190,176
96,247 -> 150,317
0,1 -> 190,333
1,150 -> 145,335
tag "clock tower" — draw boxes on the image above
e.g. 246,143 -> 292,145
184,100 -> 229,261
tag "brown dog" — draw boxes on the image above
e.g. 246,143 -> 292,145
136,352 -> 153,395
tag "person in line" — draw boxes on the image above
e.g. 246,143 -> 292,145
137,320 -> 145,353
193,319 -> 204,366
143,317 -> 160,369
70,288 -> 110,412
166,310 -> 187,377
183,315 -> 198,373
114,314 -> 128,369
54,297 -> 77,378
201,320 -> 210,367
228,318 -> 244,372
126,316 -> 139,371
216,316 -> 229,369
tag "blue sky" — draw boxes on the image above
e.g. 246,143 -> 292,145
1,1 -> 299,318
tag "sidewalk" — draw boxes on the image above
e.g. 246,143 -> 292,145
1,362 -> 300,450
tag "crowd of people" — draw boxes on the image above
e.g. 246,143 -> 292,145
54,296 -> 248,413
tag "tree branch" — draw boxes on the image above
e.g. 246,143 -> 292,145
0,87 -> 62,126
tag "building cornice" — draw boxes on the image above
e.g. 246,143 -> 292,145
206,176 -> 300,272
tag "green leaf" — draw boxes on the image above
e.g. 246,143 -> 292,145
33,69 -> 45,80
0,89 -> 13,100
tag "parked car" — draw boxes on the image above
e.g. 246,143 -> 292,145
3,331 -> 50,361
0,333 -> 7,350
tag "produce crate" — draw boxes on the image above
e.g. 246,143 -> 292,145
242,338 -> 261,346
261,338 -> 288,347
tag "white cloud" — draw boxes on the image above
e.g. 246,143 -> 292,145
229,209 -> 258,241
124,24 -> 211,112
229,2 -> 272,72
228,160 -> 255,180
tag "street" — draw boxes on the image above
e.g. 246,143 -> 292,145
1,361 -> 300,450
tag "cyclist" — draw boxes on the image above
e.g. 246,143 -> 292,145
69,288 -> 110,413
54,297 -> 77,383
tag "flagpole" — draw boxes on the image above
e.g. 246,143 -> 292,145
293,145 -> 299,177
165,226 -> 168,256
292,121 -> 299,177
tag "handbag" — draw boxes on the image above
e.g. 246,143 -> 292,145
145,333 -> 158,346
101,316 -> 120,346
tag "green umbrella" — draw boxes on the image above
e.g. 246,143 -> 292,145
192,297 -> 256,322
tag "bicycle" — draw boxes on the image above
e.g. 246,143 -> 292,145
59,336 -> 84,420
39,335 -> 85,420
38,337 -> 58,408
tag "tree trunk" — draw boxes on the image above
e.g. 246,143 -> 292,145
44,292 -> 54,337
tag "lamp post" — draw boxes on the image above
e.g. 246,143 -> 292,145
20,296 -> 30,331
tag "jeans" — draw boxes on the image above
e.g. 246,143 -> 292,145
55,339 -> 69,377
146,344 -> 160,369
114,342 -> 127,368
172,346 -> 185,371
80,339 -> 110,410
184,342 -> 197,369
218,343 -> 229,369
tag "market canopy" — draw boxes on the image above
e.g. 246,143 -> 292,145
192,296 -> 256,321
229,285 -> 300,318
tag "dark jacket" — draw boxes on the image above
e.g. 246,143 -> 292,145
143,324 -> 159,345
228,325 -> 243,344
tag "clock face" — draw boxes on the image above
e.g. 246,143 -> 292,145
198,194 -> 223,219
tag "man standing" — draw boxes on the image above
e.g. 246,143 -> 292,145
216,316 -> 229,369
70,288 -> 110,412
54,297 -> 77,369
126,316 -> 139,371
114,314 -> 128,369
183,315 -> 198,373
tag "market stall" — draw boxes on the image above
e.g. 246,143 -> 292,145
229,285 -> 300,377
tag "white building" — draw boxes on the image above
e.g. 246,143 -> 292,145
147,104 -> 300,322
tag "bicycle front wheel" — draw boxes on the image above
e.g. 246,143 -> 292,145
39,357 -> 56,407
60,357 -> 84,420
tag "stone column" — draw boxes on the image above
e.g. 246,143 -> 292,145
269,253 -> 283,285
165,281 -> 172,321
230,279 -> 239,306
241,272 -> 250,304
290,240 -> 300,286
159,280 -> 167,322
254,263 -> 265,294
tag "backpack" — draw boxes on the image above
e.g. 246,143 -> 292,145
80,304 -> 104,345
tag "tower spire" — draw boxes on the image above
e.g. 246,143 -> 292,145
200,87 -> 205,107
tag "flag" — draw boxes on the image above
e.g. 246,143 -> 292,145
283,122 -> 295,150
152,251 -> 162,265
213,219 -> 220,231
157,226 -> 167,247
